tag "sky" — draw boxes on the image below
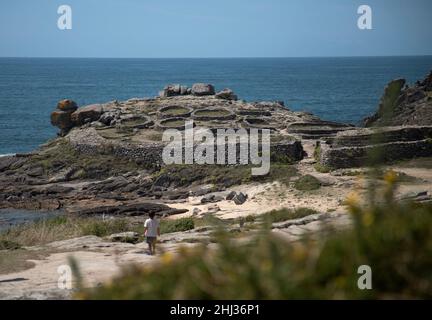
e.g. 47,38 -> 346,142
0,0 -> 431,58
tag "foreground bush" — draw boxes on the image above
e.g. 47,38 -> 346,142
79,175 -> 432,299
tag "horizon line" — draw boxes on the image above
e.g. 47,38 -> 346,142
1,54 -> 432,59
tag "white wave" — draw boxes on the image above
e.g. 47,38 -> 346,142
0,153 -> 16,158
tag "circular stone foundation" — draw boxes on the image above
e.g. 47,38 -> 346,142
243,117 -> 272,128
192,108 -> 236,121
120,115 -> 154,129
159,105 -> 193,118
238,109 -> 272,117
157,117 -> 189,130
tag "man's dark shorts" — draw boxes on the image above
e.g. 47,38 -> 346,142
146,236 -> 157,244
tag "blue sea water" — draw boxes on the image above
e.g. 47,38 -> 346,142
0,56 -> 432,155
0,209 -> 64,232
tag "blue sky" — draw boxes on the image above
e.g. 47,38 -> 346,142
0,0 -> 431,58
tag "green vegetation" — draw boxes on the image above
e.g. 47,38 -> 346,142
78,177 -> 432,299
160,106 -> 191,116
24,139 -> 148,179
314,163 -> 332,173
375,79 -> 405,125
340,170 -> 363,176
80,219 -> 129,237
194,109 -> 231,118
262,207 -> 318,223
154,163 -> 298,189
0,239 -> 21,250
294,175 -> 321,191
0,216 -> 129,247
313,144 -> 321,161
159,218 -> 195,234
97,127 -> 135,140
0,216 -> 195,248
270,153 -> 296,164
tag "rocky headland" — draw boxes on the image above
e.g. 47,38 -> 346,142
1,74 -> 432,299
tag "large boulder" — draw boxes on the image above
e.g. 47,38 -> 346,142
51,110 -> 74,130
191,83 -> 215,96
215,88 -> 238,101
57,99 -> 78,112
71,104 -> 104,125
51,99 -> 79,136
159,84 -> 191,98
233,192 -> 248,205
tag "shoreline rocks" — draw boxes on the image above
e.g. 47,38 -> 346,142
4,73 -> 432,212
50,99 -> 78,136
191,83 -> 215,96
364,71 -> 432,127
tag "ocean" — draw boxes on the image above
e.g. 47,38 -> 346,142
0,56 -> 432,155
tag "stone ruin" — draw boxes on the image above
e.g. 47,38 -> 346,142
318,126 -> 432,169
51,84 -> 324,166
51,74 -> 432,170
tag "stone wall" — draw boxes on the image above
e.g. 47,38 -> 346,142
319,126 -> 432,168
68,128 -> 304,169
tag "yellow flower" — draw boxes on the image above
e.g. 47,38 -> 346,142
345,192 -> 360,208
384,170 -> 397,185
362,211 -> 374,227
161,252 -> 174,265
291,243 -> 307,262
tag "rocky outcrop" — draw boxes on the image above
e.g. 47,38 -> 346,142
74,202 -> 188,217
10,78 -> 432,212
50,99 -> 78,136
364,71 -> 432,127
191,83 -> 215,96
159,83 -> 217,98
159,84 -> 191,98
315,71 -> 432,169
215,88 -> 238,101
71,104 -> 104,126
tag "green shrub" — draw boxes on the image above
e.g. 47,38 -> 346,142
0,240 -> 21,250
81,219 -> 129,237
314,163 -> 332,173
263,207 -> 318,223
160,218 -> 195,234
0,216 -> 132,247
313,144 -> 321,161
294,175 -> 321,191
